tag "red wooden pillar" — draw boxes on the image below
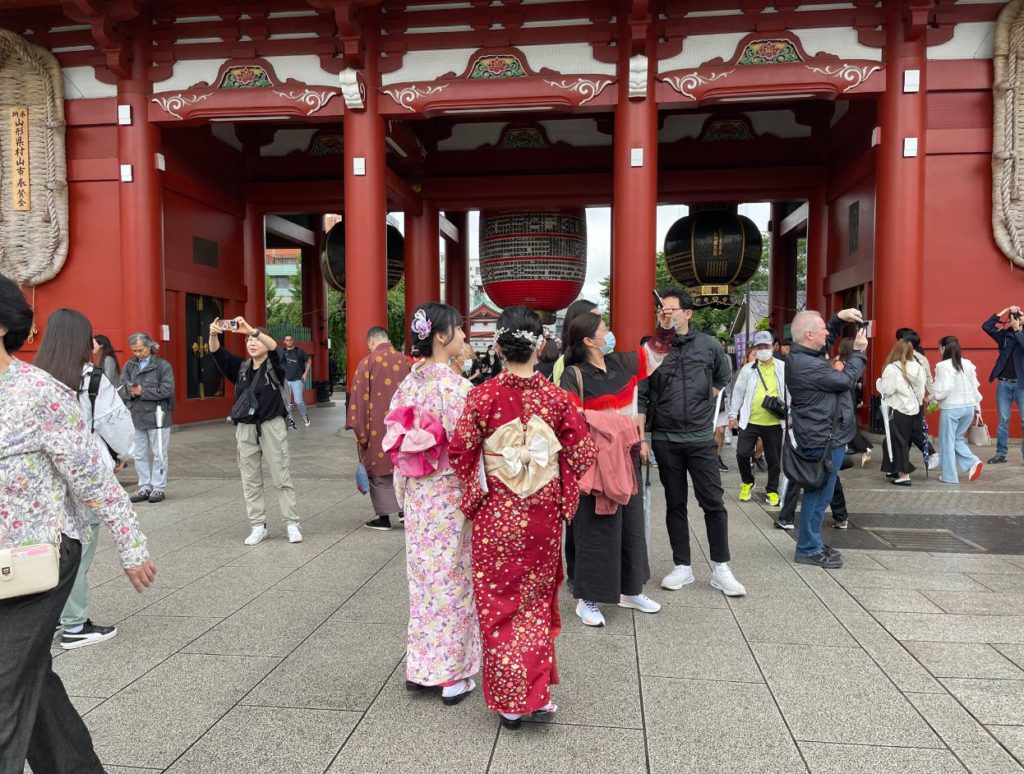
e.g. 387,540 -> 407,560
768,203 -> 788,336
343,37 -> 388,385
405,199 -> 440,336
874,0 -> 926,373
806,188 -> 828,315
242,204 -> 266,327
444,211 -> 469,318
611,41 -> 657,350
117,15 -> 164,343
301,239 -> 328,383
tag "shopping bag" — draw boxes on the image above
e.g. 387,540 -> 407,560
967,420 -> 991,447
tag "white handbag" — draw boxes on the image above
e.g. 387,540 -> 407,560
0,538 -> 60,600
967,419 -> 992,447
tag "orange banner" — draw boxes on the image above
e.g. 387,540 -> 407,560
10,106 -> 29,211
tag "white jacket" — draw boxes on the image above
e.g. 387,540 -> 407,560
933,358 -> 983,410
876,360 -> 926,416
728,357 -> 787,429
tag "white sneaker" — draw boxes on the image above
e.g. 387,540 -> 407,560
575,599 -> 605,627
710,562 -> 746,597
287,524 -> 303,543
619,593 -> 662,613
244,524 -> 267,546
661,564 -> 695,590
927,455 -> 940,471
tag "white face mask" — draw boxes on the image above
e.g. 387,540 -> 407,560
755,349 -> 773,362
461,359 -> 473,374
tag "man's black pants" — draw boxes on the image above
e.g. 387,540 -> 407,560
0,539 -> 105,774
737,423 -> 783,493
652,439 -> 730,566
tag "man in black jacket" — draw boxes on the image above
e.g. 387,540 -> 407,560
786,309 -> 868,569
981,306 -> 1024,464
640,288 -> 743,597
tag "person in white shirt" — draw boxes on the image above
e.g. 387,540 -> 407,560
933,335 -> 984,484
877,339 -> 927,486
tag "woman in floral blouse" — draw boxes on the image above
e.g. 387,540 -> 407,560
0,273 -> 157,773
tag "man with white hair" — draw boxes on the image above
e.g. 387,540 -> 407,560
121,332 -> 175,503
784,309 -> 868,569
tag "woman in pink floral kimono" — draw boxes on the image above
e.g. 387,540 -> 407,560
385,302 -> 480,705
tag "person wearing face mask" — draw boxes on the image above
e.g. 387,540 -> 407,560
453,343 -> 481,382
639,288 -> 742,597
728,330 -> 787,507
209,317 -> 302,546
347,327 -> 412,531
559,309 -> 676,627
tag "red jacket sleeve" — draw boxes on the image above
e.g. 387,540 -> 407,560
449,386 -> 488,520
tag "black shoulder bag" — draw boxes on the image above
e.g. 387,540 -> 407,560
783,396 -> 840,490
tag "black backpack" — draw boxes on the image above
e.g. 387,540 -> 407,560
85,367 -> 120,463
230,358 -> 295,429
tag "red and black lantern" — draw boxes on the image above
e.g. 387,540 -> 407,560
320,220 -> 404,292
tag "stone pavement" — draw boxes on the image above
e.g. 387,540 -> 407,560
42,404 -> 1024,774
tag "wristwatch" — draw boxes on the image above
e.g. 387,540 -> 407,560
249,328 -> 261,339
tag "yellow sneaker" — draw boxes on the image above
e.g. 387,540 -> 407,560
739,483 -> 753,502
765,492 -> 780,508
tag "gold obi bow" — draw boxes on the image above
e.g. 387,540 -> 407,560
483,415 -> 562,499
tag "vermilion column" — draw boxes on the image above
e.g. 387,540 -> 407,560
117,15 -> 164,343
874,0 -> 926,373
343,40 -> 388,384
806,188 -> 828,315
611,41 -> 658,350
444,211 -> 469,318
242,204 -> 266,327
301,240 -> 329,384
768,203 -> 790,336
405,199 -> 441,335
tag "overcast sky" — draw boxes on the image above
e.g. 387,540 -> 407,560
392,202 -> 771,303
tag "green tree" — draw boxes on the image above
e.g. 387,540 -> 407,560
266,273 -> 303,327
325,279 -> 407,384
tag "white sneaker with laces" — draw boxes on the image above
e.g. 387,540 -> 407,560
287,524 -> 303,543
619,593 -> 662,613
244,524 -> 267,546
661,564 -> 695,590
575,599 -> 605,627
927,455 -> 940,471
710,562 -> 746,597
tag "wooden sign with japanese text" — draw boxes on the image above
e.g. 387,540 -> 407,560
10,106 -> 30,211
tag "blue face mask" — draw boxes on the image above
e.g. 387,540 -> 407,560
600,331 -> 616,355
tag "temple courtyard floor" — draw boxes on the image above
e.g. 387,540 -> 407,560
41,401 -> 1024,774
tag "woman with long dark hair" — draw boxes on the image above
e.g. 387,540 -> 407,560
558,309 -> 676,626
93,333 -> 119,385
450,306 -> 596,728
387,302 -> 480,705
934,335 -> 984,484
552,298 -> 600,385
0,276 -> 156,773
35,309 -> 136,650
877,339 -> 927,486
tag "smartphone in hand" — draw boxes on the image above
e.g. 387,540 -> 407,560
220,319 -> 239,332
652,290 -> 664,309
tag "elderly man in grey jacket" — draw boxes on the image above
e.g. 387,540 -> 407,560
785,309 -> 868,569
121,332 -> 175,503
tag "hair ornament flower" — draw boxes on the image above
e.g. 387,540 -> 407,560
411,309 -> 432,341
496,327 -> 541,347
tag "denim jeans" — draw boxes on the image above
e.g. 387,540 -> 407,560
287,380 -> 307,419
940,404 -> 981,484
795,446 -> 846,558
0,539 -> 105,774
995,379 -> 1024,457
133,427 -> 170,491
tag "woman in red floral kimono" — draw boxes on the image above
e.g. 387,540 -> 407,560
450,306 -> 597,729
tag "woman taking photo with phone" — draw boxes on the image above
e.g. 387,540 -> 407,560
208,316 -> 301,546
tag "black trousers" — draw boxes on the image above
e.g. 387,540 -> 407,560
882,410 -> 917,475
0,539 -> 105,774
572,454 -> 649,603
780,475 -> 847,524
564,520 -> 575,582
736,423 -> 783,493
652,439 -> 730,566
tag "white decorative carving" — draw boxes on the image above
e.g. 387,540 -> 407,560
628,54 -> 648,99
661,70 -> 734,101
543,78 -> 613,106
152,93 -> 210,120
382,84 -> 449,112
273,89 -> 338,115
339,67 -> 365,110
805,63 -> 882,93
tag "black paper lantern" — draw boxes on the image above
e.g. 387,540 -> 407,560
663,208 -> 762,307
320,220 -> 404,291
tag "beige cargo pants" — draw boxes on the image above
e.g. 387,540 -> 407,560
236,416 -> 298,526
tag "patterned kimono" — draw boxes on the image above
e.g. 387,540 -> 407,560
450,370 -> 597,715
390,362 -> 481,687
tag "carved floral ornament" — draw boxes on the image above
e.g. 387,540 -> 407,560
660,62 -> 881,102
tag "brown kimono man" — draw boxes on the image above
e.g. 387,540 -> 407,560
346,327 -> 412,525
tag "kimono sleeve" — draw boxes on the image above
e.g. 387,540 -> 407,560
440,376 -> 472,439
449,386 -> 489,520
554,395 -> 597,523
345,356 -> 371,445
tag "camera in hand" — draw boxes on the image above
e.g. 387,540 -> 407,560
220,319 -> 239,331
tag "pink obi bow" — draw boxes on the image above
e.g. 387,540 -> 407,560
382,404 -> 449,478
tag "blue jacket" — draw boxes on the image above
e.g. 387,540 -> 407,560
982,315 -> 1024,383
